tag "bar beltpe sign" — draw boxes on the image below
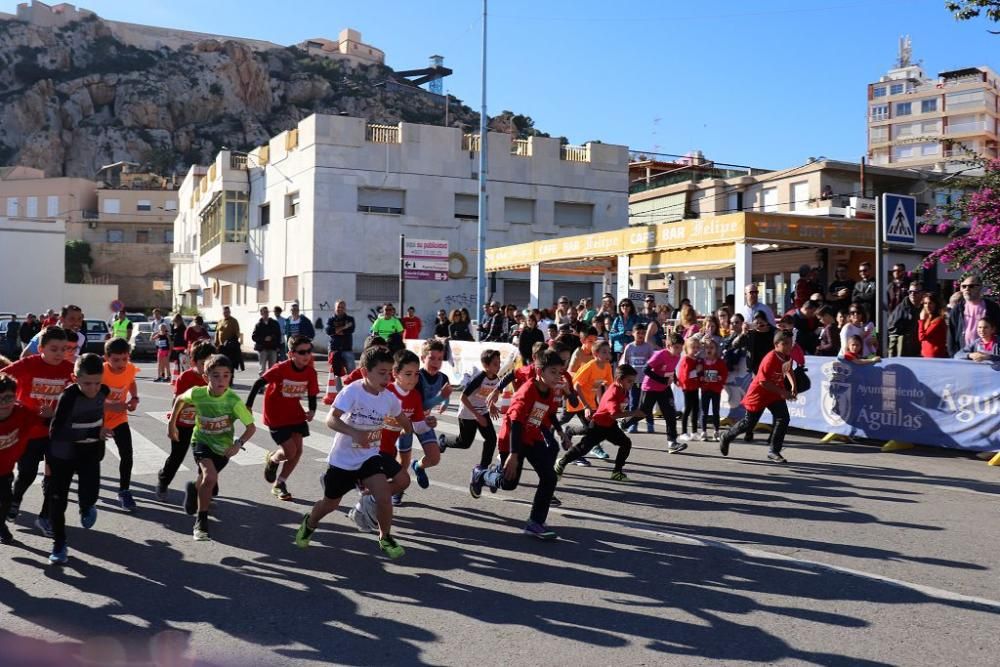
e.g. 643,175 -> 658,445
693,356 -> 999,452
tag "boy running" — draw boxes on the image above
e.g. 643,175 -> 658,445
45,353 -> 108,564
0,374 -> 37,545
157,341 -> 214,499
405,339 -> 451,493
294,347 -> 411,558
555,364 -> 643,482
102,337 -> 141,511
564,340 -> 614,460
168,355 -> 256,541
440,349 -> 502,470
470,348 -> 564,540
246,335 -> 320,501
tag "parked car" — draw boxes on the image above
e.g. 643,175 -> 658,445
126,312 -> 148,323
0,319 -> 21,354
83,319 -> 111,354
131,322 -> 158,359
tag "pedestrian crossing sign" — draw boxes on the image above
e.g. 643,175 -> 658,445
881,193 -> 916,246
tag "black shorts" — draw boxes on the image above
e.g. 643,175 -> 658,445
321,454 -> 400,500
269,422 -> 309,446
192,442 -> 230,473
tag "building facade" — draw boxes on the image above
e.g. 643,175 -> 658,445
171,113 -> 628,346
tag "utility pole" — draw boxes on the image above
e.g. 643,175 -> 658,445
475,0 -> 488,332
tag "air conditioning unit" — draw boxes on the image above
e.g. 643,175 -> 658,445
87,221 -> 99,229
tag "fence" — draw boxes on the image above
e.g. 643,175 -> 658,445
366,123 -> 401,144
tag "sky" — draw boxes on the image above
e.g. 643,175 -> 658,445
4,0 -> 998,170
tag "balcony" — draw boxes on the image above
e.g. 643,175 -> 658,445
462,133 -> 481,152
198,190 -> 248,272
366,123 -> 400,144
946,122 -> 991,136
199,239 -> 248,273
561,144 -> 590,162
230,153 -> 248,170
511,138 -> 530,156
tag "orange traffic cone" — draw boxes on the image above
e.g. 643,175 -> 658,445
322,372 -> 339,406
499,388 -> 513,415
170,360 -> 181,388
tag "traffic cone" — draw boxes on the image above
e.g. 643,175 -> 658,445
499,388 -> 513,415
322,373 -> 339,406
170,360 -> 181,387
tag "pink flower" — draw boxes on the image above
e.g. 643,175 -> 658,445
936,223 -> 950,234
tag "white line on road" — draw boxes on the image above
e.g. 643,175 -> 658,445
104,427 -> 187,475
144,411 -> 270,466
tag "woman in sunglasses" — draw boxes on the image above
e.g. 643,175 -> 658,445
839,303 -> 877,358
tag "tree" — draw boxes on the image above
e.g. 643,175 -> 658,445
65,240 -> 93,283
921,158 -> 1000,291
946,0 -> 1000,31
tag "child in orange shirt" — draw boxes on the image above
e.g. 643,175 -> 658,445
103,337 -> 140,511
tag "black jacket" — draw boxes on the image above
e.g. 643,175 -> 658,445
479,312 -> 507,342
517,327 -> 545,362
252,318 -> 282,351
324,315 -> 356,351
947,296 -> 1000,355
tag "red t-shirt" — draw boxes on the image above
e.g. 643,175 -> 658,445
591,383 -> 628,428
401,317 -> 422,340
380,384 -> 425,455
511,365 -> 535,391
742,350 -> 789,413
675,355 -> 702,391
173,368 -> 207,427
498,380 -> 557,453
262,360 -> 320,428
343,367 -> 364,386
3,355 -> 74,439
0,405 -> 38,476
699,358 -> 729,394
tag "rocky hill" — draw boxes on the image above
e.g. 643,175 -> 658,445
0,14 -> 542,178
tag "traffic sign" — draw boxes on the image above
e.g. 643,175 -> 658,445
882,193 -> 916,246
404,269 -> 449,281
403,258 -> 449,273
403,238 -> 449,260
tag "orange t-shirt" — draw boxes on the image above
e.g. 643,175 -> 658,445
567,359 -> 613,413
103,362 -> 139,429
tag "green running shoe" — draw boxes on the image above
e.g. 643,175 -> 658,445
294,513 -> 314,548
378,535 -> 405,559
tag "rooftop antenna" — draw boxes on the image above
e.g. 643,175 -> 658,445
896,35 -> 912,69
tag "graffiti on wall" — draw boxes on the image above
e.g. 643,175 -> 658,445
436,293 -> 476,310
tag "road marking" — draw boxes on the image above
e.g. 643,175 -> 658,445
143,411 -> 268,466
104,426 -> 186,475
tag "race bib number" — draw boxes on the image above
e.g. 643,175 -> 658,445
199,415 -> 233,435
280,380 -> 308,399
353,428 -> 383,448
177,405 -> 198,425
30,378 -> 66,409
704,370 -> 719,382
107,387 -> 127,405
528,401 -> 548,428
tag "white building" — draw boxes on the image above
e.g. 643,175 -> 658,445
171,113 -> 628,347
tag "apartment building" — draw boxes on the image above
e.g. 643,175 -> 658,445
867,61 -> 999,170
171,113 -> 628,344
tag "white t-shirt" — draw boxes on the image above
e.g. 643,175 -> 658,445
327,381 -> 402,470
840,322 -> 876,356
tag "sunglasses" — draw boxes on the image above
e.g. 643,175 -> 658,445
849,310 -> 861,315
960,283 -> 980,289
292,348 -> 313,355
0,395 -> 15,405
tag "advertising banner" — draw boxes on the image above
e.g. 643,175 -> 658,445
404,339 -> 520,386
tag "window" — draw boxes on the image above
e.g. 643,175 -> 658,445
257,279 -> 270,302
284,192 -> 300,218
203,289 -> 213,307
870,126 -> 889,143
893,145 -> 916,160
47,195 -> 59,217
761,188 -> 778,213
259,203 -> 270,227
946,88 -> 985,109
6,198 -> 17,217
505,197 -> 535,224
921,120 -> 940,134
137,200 -> 152,212
921,98 -> 937,113
920,142 -> 940,156
107,229 -> 125,243
789,181 -> 809,212
895,102 -> 912,116
889,83 -> 904,95
554,202 -> 593,228
283,275 -> 298,301
103,198 -> 120,214
454,194 -> 478,220
135,230 -> 149,244
357,188 -> 404,215
725,191 -> 744,213
870,104 -> 888,120
355,274 -> 397,302
221,284 -> 232,306
25,196 -> 37,218
164,230 -> 174,244
873,86 -> 887,98
164,200 -> 177,212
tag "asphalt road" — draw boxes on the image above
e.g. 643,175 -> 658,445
1,361 -> 997,667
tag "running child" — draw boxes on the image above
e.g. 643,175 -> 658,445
555,364 -> 643,482
102,337 -> 141,511
168,354 -> 256,541
564,340 -> 614,460
469,348 -> 564,540
568,327 -> 597,374
698,339 -> 728,441
406,339 -> 451,493
156,341 -> 214,499
622,333 -> 684,453
4,326 -> 73,531
676,338 -> 702,442
294,347 -> 411,558
246,335 -> 320,501
619,323 -> 655,434
45,353 -> 108,564
152,323 -> 171,382
0,374 -> 37,545
440,349 -> 502,471
341,335 -> 389,387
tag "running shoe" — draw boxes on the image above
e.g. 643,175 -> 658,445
523,521 -> 557,541
712,430 -> 721,442
155,484 -> 168,502
667,441 -> 687,454
678,433 -> 691,442
272,482 -> 292,501
6,501 -> 19,521
378,535 -> 405,559
560,430 -> 573,450
391,492 -> 404,507
437,433 -> 448,453
469,466 -> 484,499
294,513 -> 313,548
646,422 -> 655,434
719,431 -> 733,457
554,458 -> 566,479
699,431 -> 709,441
572,458 -> 591,467
411,461 -> 429,489
0,525 -> 14,544
118,490 -> 136,512
80,506 -> 98,529
48,544 -> 68,564
610,471 -> 630,482
549,495 -> 562,507
35,516 -> 53,538
590,444 -> 610,460
183,481 -> 198,515
348,502 -> 376,533
767,452 -> 788,464
263,451 -> 279,484
192,521 -> 211,542
626,424 -> 638,434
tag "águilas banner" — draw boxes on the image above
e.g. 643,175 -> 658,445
701,357 -> 1000,452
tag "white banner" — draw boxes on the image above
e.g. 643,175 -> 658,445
404,339 -> 520,385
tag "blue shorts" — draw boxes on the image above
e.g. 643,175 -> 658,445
395,429 -> 439,454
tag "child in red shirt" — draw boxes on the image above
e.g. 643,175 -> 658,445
401,308 -> 422,340
719,331 -> 796,463
554,364 -> 643,482
246,335 -> 320,501
0,374 -> 37,544
157,341 -> 214,498
698,339 -> 729,441
675,337 -> 702,442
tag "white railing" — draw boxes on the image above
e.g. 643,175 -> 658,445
366,123 -> 400,144
462,133 -> 481,152
511,138 -> 530,156
561,144 -> 590,162
229,153 -> 248,170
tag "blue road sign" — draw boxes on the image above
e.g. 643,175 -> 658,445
882,193 -> 916,246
